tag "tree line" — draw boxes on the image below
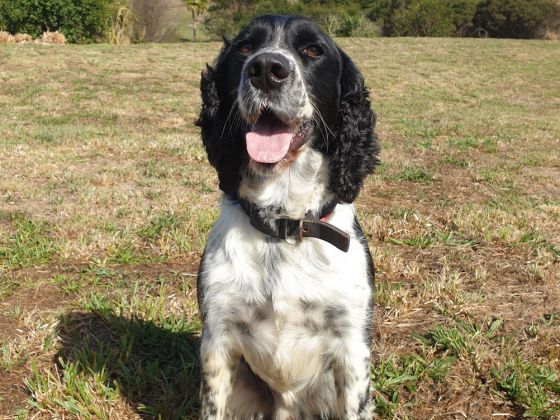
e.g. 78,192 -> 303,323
206,0 -> 560,39
1,0 -> 559,43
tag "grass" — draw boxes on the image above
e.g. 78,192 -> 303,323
0,218 -> 59,269
0,37 -> 559,418
492,358 -> 560,418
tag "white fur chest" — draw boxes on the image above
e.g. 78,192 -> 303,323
199,200 -> 372,393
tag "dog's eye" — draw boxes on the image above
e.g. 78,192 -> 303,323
302,45 -> 323,58
239,42 -> 252,55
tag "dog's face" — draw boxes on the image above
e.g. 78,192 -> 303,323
198,15 -> 379,203
222,17 -> 343,170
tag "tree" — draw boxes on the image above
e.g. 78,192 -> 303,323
473,0 -> 560,39
202,0 -> 291,38
184,0 -> 208,41
130,0 -> 183,42
449,0 -> 480,36
392,0 -> 455,37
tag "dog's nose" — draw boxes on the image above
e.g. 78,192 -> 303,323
247,53 -> 291,92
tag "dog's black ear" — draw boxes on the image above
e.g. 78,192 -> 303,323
329,50 -> 380,204
196,46 -> 244,195
220,32 -> 231,46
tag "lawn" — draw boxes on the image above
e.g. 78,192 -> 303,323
0,38 -> 558,418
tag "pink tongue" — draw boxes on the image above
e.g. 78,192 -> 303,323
246,123 -> 293,164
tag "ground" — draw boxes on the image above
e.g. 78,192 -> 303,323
0,38 -> 558,419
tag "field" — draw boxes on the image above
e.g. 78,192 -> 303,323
0,38 -> 559,419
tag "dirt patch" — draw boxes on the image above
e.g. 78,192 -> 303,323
0,368 -> 29,417
0,269 -> 65,334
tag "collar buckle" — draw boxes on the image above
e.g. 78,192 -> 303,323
297,219 -> 304,243
237,197 -> 350,252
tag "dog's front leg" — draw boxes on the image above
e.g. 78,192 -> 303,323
334,339 -> 373,420
199,336 -> 239,420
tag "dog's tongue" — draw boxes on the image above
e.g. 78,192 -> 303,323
246,113 -> 293,163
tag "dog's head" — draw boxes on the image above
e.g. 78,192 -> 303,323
197,15 -> 379,203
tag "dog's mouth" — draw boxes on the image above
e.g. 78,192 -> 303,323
245,109 -> 311,164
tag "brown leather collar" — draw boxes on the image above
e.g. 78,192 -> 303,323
237,197 -> 350,252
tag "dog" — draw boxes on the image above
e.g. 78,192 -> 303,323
196,14 -> 380,419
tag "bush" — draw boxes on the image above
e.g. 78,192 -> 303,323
334,15 -> 380,37
203,0 -> 378,38
392,0 -> 456,37
204,0 -> 302,38
472,0 -> 560,39
0,0 -> 119,43
107,5 -> 135,44
449,0 -> 480,35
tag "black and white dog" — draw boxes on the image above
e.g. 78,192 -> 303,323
196,15 -> 380,419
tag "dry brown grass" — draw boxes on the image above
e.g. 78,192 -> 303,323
0,31 -> 67,45
0,38 -> 558,418
13,33 -> 33,44
39,31 -> 67,45
0,31 -> 14,43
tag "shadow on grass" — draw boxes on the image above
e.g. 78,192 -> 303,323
55,310 -> 200,419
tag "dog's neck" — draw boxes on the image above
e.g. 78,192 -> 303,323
237,147 -> 334,220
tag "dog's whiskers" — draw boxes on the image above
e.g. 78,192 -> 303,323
221,97 -> 241,140
308,98 -> 333,151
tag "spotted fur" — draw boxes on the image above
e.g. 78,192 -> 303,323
196,15 -> 379,419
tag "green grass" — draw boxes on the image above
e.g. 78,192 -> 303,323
0,37 -> 559,418
0,218 -> 59,269
391,166 -> 433,182
386,234 -> 434,248
1,344 -> 29,371
492,359 -> 560,418
372,350 -> 458,417
443,155 -> 472,168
